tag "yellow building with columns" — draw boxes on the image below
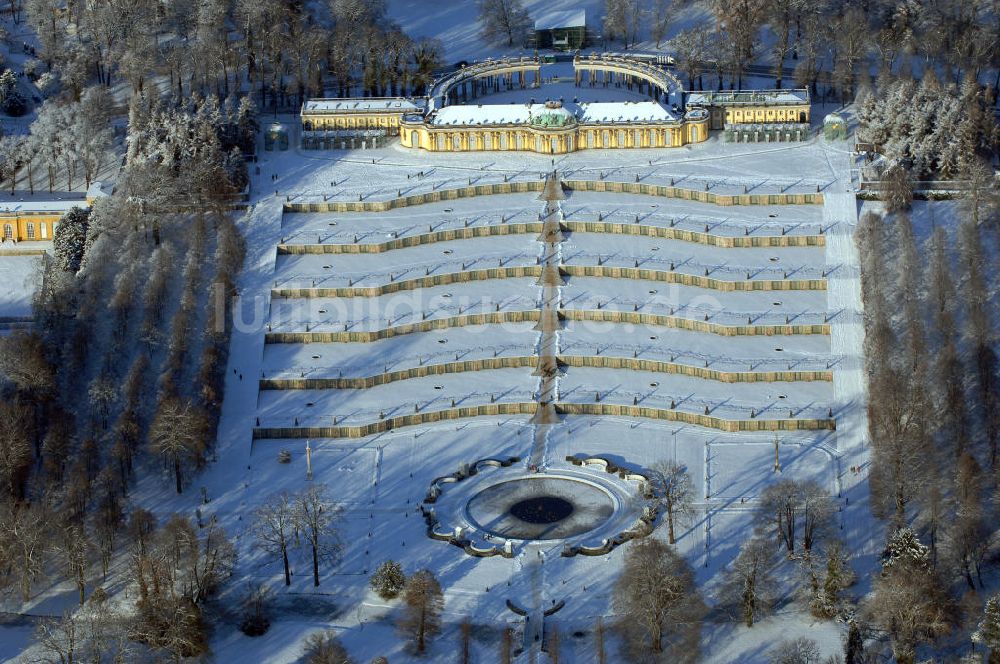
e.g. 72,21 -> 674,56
301,98 -> 421,135
399,101 -> 708,154
0,182 -> 107,244
684,89 -> 811,130
300,55 -> 810,154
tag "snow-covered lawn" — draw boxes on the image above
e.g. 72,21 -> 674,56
0,253 -> 41,320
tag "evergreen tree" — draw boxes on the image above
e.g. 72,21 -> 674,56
52,207 -> 91,272
0,68 -> 16,101
370,560 -> 405,600
973,596 -> 1000,664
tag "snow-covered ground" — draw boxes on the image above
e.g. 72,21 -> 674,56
168,119 -> 865,662
0,253 -> 41,322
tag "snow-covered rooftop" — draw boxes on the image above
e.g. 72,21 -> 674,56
302,98 -> 421,114
534,9 -> 586,30
428,101 -> 677,126
0,192 -> 85,215
686,89 -> 810,106
578,101 -> 676,123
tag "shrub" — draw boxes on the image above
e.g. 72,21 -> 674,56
370,560 -> 405,600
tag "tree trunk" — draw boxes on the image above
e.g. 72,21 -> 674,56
312,544 -> 319,587
282,546 -> 291,586
418,605 -> 426,652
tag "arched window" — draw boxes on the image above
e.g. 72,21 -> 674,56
26,222 -> 35,240
40,223 -> 47,239
2,224 -> 11,241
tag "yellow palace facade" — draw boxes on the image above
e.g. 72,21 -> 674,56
0,183 -> 107,244
300,54 -> 810,155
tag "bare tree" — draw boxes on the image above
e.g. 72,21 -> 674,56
612,538 -> 705,660
650,461 -> 694,544
460,618 -> 472,664
881,165 -> 913,214
0,400 -> 32,500
148,397 -> 208,494
500,626 -> 513,663
724,537 -> 776,627
547,623 -> 560,664
252,491 -> 297,586
595,616 -> 606,664
672,26 -> 709,90
603,0 -> 643,48
293,485 -> 341,587
398,569 -> 444,654
56,517 -> 90,605
799,481 -> 835,553
766,0 -> 797,88
769,637 -> 821,664
302,630 -> 355,664
35,611 -> 80,664
944,454 -> 992,590
650,0 -> 673,48
710,0 -> 767,89
959,157 -> 999,229
478,0 -> 530,47
758,479 -> 800,554
0,501 -> 49,601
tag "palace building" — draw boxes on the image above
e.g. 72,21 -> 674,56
300,98 -> 420,135
0,182 -> 107,244
684,89 -> 811,130
299,54 -> 812,154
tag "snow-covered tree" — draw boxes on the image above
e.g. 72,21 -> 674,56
650,460 -> 694,544
972,595 -> 1000,664
613,538 -> 705,661
769,636 -> 821,664
370,560 -> 405,599
881,528 -> 931,571
724,537 -> 776,627
868,529 -> 952,664
293,485 -> 342,588
253,491 -> 298,587
478,0 -> 531,47
302,630 -> 355,664
52,207 -> 91,273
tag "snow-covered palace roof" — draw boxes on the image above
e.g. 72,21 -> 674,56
686,89 -> 810,107
428,101 -> 678,127
302,98 -> 421,114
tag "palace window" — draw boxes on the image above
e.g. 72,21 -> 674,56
2,224 -> 11,240
40,223 -> 47,239
26,222 -> 35,240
